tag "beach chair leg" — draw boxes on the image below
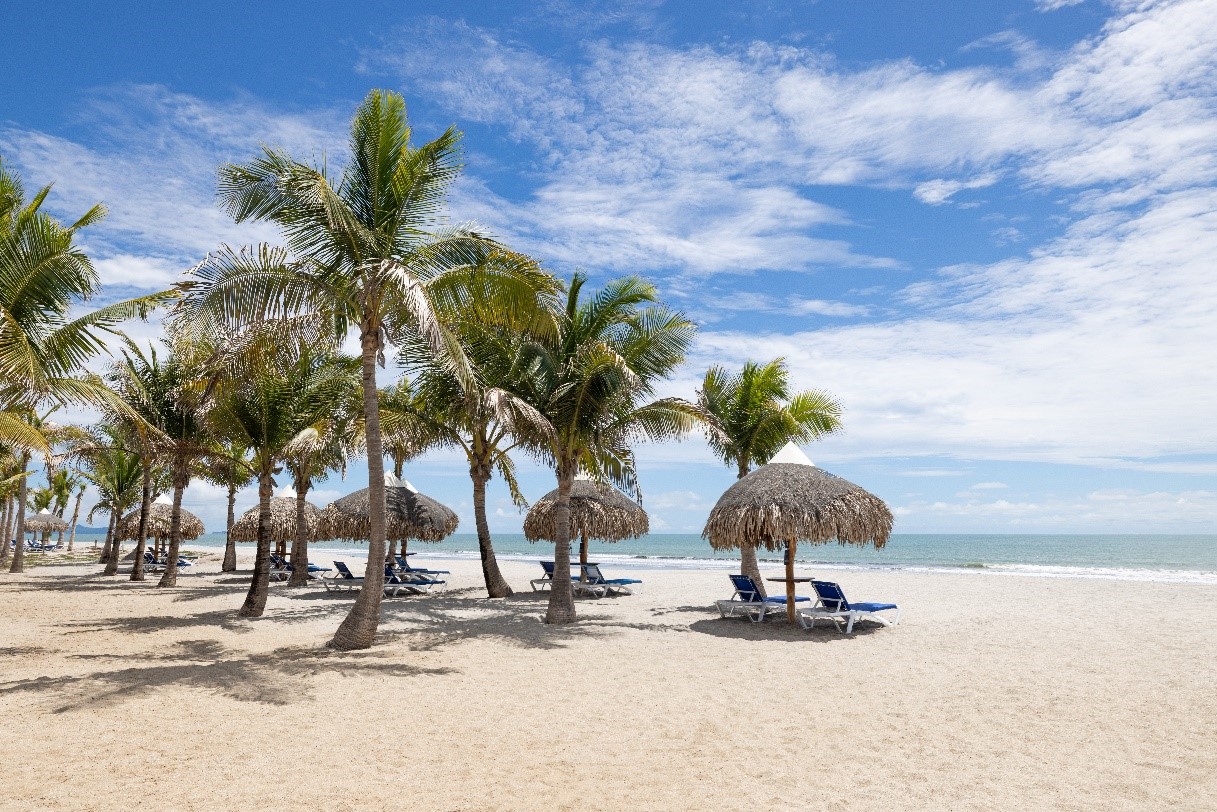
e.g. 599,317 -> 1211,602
846,613 -> 856,635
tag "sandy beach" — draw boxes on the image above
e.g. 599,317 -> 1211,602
2,549 -> 1215,811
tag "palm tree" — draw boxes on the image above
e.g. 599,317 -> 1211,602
1,159 -> 171,573
201,438 -> 254,572
281,371 -> 360,587
208,347 -> 360,617
402,254 -> 560,597
697,358 -> 844,594
65,481 -> 86,551
177,89 -> 549,649
518,275 -> 698,624
78,429 -> 143,567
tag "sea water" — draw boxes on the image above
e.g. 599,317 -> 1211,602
182,532 -> 1217,585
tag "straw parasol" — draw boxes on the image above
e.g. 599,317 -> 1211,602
703,442 -> 893,622
117,502 -> 205,542
25,509 -> 69,533
228,497 -> 322,543
523,476 -> 649,567
319,473 -> 458,544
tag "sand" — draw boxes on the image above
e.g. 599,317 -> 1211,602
1,547 -> 1215,811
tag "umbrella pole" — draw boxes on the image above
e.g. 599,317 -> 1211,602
786,539 -> 797,623
580,532 -> 589,581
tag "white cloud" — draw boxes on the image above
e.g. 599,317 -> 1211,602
970,482 -> 1009,490
1035,0 -> 1087,12
914,175 -> 999,205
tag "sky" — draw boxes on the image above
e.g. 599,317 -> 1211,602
2,0 -> 1215,535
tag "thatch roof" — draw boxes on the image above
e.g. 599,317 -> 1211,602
24,510 -> 69,531
229,497 -> 322,543
523,479 -> 649,543
117,503 -> 205,542
319,485 -> 458,543
702,463 -> 893,552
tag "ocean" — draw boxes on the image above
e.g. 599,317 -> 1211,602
182,532 -> 1217,585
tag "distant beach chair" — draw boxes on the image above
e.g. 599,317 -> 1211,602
382,564 -> 444,597
798,580 -> 900,634
323,560 -> 364,592
579,564 -> 642,596
716,574 -> 810,623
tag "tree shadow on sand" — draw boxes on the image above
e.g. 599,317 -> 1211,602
0,639 -> 454,714
688,615 -> 885,642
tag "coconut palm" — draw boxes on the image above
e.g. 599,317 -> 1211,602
64,480 -> 86,551
1,160 -> 171,572
77,427 -> 143,567
517,275 -> 698,624
281,369 -> 360,587
208,347 -> 360,617
697,358 -> 844,595
177,90 -> 551,649
401,256 -> 560,598
201,438 -> 254,572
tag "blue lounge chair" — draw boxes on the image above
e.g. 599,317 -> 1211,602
580,564 -> 642,596
529,561 -> 598,594
395,555 -> 449,578
323,560 -> 364,592
382,564 -> 444,597
716,574 -> 811,623
798,580 -> 900,634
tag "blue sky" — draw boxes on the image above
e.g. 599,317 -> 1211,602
2,0 -> 1215,534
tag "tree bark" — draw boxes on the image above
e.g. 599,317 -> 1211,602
330,320 -> 388,650
472,468 -> 513,597
157,458 -> 189,587
99,510 -> 115,565
0,495 -> 11,566
287,477 -> 311,587
8,453 -> 30,573
221,482 -> 238,572
128,460 -> 153,581
386,538 -> 398,564
545,459 -> 577,624
66,488 -> 84,551
239,470 -> 274,617
736,459 -> 765,598
784,540 -> 797,624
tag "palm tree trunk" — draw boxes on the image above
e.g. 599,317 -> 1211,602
287,478 -> 311,587
222,482 -> 238,572
66,488 -> 84,552
157,458 -> 189,587
239,469 -> 274,617
9,453 -> 31,573
128,461 -> 152,581
330,321 -> 388,650
99,510 -> 115,565
736,459 -> 765,598
0,495 -> 12,566
545,459 -> 577,624
472,468 -> 513,598
386,538 -> 398,564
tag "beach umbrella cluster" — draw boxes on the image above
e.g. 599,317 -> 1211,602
703,442 -> 893,622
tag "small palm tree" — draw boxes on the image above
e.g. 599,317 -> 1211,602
108,339 -> 212,586
201,438 -> 254,572
518,275 -> 699,624
209,347 -> 360,617
76,426 -> 143,566
697,358 -> 843,594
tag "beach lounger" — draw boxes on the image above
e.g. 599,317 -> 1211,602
530,561 -> 601,595
580,564 -> 642,596
797,580 -> 900,634
395,555 -> 450,576
323,561 -> 364,592
382,565 -> 444,597
716,574 -> 810,623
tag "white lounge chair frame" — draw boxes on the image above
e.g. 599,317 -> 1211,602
797,601 -> 900,634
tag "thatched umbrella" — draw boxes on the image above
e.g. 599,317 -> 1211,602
229,497 -> 322,556
117,502 -> 205,548
25,509 -> 68,533
319,474 -> 458,546
523,477 -> 649,569
703,442 -> 893,623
